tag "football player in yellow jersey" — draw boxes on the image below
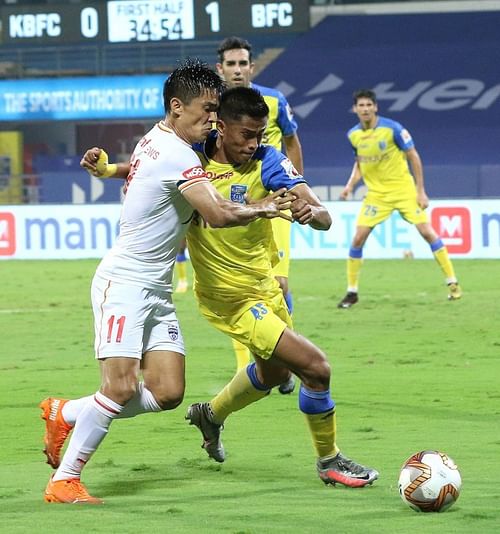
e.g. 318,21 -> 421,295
216,37 -> 303,392
185,87 -> 378,488
337,89 -> 462,308
82,87 -> 379,488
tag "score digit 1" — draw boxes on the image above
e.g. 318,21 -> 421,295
205,1 -> 220,32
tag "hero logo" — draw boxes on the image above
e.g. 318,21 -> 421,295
0,212 -> 16,256
277,75 -> 500,118
431,207 -> 471,254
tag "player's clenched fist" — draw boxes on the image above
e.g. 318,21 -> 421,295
80,147 -> 117,178
290,197 -> 314,225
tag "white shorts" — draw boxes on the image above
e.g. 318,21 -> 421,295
91,275 -> 185,360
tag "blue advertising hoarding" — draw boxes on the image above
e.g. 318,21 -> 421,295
0,74 -> 165,121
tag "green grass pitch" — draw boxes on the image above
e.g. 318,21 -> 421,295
0,258 -> 498,533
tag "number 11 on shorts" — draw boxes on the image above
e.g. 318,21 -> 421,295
107,315 -> 126,343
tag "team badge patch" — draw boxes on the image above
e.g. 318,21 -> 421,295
280,158 -> 302,178
401,128 -> 413,144
230,184 -> 248,203
378,140 -> 387,150
168,325 -> 179,341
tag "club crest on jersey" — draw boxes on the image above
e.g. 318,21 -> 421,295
168,325 -> 179,341
280,158 -> 301,178
230,184 -> 248,204
378,140 -> 387,150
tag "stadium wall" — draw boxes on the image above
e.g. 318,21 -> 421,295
1,200 -> 498,260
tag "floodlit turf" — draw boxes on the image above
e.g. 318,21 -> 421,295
0,258 -> 498,533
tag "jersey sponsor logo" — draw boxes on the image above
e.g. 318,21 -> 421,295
182,166 -> 207,181
358,153 -> 390,164
280,157 -> 301,178
431,207 -> 471,253
168,324 -> 179,341
0,212 -> 16,256
400,129 -> 413,144
206,170 -> 234,181
230,184 -> 248,204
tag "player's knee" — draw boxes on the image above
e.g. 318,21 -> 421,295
314,357 -> 331,385
153,388 -> 184,411
102,379 -> 138,406
301,351 -> 331,389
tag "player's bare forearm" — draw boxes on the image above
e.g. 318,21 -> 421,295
340,161 -> 362,199
406,148 -> 429,208
406,148 -> 425,191
184,184 -> 292,228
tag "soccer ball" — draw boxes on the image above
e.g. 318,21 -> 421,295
398,450 -> 461,512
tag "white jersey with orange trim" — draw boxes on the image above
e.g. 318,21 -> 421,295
96,121 -> 209,291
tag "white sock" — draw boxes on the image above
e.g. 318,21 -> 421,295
53,391 -> 123,481
61,382 -> 161,425
62,396 -> 92,425
119,382 -> 162,418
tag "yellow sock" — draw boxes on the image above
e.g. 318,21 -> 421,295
232,338 -> 251,371
433,246 -> 457,282
175,260 -> 187,283
304,409 -> 339,459
347,257 -> 362,292
211,366 -> 269,424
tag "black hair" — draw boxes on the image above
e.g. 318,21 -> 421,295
217,36 -> 253,63
218,87 -> 269,123
353,89 -> 377,105
163,58 -> 226,113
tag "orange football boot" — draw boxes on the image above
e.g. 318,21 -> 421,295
39,397 -> 73,468
44,476 -> 103,504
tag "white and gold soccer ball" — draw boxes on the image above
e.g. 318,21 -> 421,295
398,450 -> 462,512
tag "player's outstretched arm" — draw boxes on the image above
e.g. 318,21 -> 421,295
182,183 -> 292,228
288,183 -> 332,230
80,147 -> 130,179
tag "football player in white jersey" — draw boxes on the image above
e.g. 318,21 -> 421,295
39,59 -> 292,505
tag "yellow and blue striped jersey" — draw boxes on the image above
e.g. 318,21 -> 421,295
348,116 -> 415,196
187,138 -> 305,299
252,82 -> 298,149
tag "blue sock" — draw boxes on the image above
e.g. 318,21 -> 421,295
430,238 -> 444,252
349,246 -> 363,259
246,362 -> 270,392
299,385 -> 335,414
